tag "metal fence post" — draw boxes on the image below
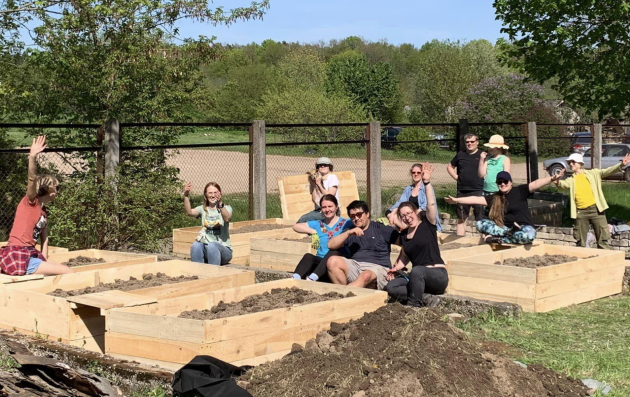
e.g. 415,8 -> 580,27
593,123 -> 602,169
249,120 -> 267,220
457,119 -> 469,152
528,122 -> 538,181
366,121 -> 382,218
105,119 -> 120,178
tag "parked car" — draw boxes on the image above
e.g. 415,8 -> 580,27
429,133 -> 451,149
570,132 -> 591,154
543,144 -> 630,182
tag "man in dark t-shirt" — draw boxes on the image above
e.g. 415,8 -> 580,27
447,133 -> 484,236
327,200 -> 399,290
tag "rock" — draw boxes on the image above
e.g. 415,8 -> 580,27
581,379 -> 612,395
329,322 -> 344,336
304,339 -> 321,353
316,331 -> 334,352
290,343 -> 303,354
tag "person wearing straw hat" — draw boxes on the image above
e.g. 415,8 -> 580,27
479,134 -> 511,196
297,157 -> 340,223
554,152 -> 630,249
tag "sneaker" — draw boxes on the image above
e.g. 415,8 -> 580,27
421,294 -> 441,308
485,236 -> 502,244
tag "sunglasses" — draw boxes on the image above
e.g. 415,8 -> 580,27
496,180 -> 510,186
348,211 -> 365,219
316,164 -> 329,169
465,140 -> 478,144
411,171 -> 422,175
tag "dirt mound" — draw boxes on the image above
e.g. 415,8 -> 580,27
231,224 -> 290,234
498,254 -> 578,268
440,242 -> 477,251
61,256 -> 104,266
49,273 -> 199,297
240,305 -> 588,397
179,287 -> 352,320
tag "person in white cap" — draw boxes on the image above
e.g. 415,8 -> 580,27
479,134 -> 511,196
297,157 -> 340,223
554,152 -> 630,249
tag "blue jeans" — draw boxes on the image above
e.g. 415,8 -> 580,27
190,241 -> 233,265
476,219 -> 536,244
297,209 -> 325,223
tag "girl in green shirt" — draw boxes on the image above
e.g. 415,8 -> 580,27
479,134 -> 511,195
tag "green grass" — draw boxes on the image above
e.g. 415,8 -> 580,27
463,296 -> 630,397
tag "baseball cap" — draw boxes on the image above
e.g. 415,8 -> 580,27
567,153 -> 584,164
496,171 -> 512,183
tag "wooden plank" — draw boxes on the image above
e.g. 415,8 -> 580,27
446,289 -> 536,312
231,350 -> 291,367
68,306 -> 104,340
448,275 -> 536,300
534,280 -> 623,313
0,274 -> 44,284
536,265 -> 624,299
250,239 -> 311,255
536,251 -> 625,283
447,261 -> 537,284
130,274 -> 255,301
106,310 -> 207,344
108,353 -> 182,371
66,290 -> 158,310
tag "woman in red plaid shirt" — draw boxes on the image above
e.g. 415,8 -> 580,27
0,136 -> 73,276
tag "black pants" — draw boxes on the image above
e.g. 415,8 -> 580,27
385,266 -> 448,307
293,250 -> 343,281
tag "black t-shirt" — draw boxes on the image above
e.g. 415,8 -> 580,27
401,213 -> 444,267
485,184 -> 534,228
450,150 -> 484,192
346,221 -> 399,267
409,194 -> 419,208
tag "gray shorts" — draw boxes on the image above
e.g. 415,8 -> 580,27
343,258 -> 389,290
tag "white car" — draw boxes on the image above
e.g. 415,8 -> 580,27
543,144 -> 630,182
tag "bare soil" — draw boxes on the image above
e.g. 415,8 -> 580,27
497,254 -> 579,268
179,287 -> 352,320
240,305 -> 588,397
283,237 -> 311,243
440,242 -> 477,251
61,256 -> 104,266
225,264 -> 294,283
231,224 -> 291,234
48,273 -> 199,297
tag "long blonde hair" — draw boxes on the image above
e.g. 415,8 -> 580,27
202,182 -> 222,212
488,193 -> 506,227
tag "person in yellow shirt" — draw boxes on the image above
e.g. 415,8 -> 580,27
555,152 -> 630,249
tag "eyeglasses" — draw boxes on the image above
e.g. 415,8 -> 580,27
496,180 -> 509,186
465,140 -> 478,144
316,164 -> 329,169
348,211 -> 365,219
399,212 -> 414,219
411,171 -> 422,175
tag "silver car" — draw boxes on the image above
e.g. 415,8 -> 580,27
543,144 -> 630,181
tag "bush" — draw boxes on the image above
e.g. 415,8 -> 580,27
394,127 -> 440,156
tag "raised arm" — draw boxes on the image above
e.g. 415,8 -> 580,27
421,163 -> 438,225
478,152 -> 488,178
182,182 -> 200,218
528,170 -> 564,193
26,136 -> 47,202
445,195 -> 487,206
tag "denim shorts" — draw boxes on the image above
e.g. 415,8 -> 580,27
26,257 -> 43,275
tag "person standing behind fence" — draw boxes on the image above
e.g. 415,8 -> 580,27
554,152 -> 630,249
479,135 -> 511,196
292,194 -> 353,281
447,133 -> 484,236
297,157 -> 339,223
183,182 -> 233,265
0,136 -> 73,276
386,163 -> 442,231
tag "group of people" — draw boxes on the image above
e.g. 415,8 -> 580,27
2,135 -> 628,306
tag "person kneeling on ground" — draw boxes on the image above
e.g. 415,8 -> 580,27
183,181 -> 233,265
385,163 -> 447,307
292,194 -> 353,281
0,136 -> 73,276
326,200 -> 399,290
445,171 -> 564,244
554,152 -> 630,249
297,157 -> 340,223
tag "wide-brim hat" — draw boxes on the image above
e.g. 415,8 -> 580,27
316,157 -> 333,166
484,135 -> 509,149
567,153 -> 585,164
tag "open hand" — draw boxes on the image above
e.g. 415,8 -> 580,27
622,153 -> 630,167
444,195 -> 457,204
421,162 -> 434,183
30,136 -> 47,157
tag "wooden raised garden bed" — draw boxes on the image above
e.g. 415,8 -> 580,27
173,218 -> 299,264
447,244 -> 625,312
0,261 -> 255,353
105,279 -> 388,369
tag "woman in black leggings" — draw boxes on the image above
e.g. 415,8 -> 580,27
385,163 -> 448,307
292,194 -> 353,282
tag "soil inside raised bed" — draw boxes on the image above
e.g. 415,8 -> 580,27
48,272 -> 199,297
283,237 -> 311,243
61,256 -> 104,266
441,242 -> 478,251
231,224 -> 290,234
179,287 -> 353,320
240,304 -> 589,397
497,254 -> 582,268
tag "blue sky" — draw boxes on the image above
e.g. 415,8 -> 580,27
176,0 -> 508,46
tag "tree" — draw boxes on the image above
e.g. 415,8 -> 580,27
494,0 -> 630,118
325,51 -> 401,122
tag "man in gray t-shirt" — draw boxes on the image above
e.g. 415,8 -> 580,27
327,201 -> 399,290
